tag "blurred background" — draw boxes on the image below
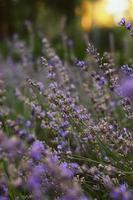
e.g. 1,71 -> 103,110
0,0 -> 133,62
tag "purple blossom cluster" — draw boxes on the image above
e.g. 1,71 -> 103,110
0,28 -> 133,200
119,18 -> 133,37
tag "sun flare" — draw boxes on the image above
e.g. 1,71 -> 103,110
106,0 -> 129,20
80,0 -> 131,30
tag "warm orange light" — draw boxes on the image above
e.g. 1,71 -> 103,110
81,0 -> 93,31
80,0 -> 131,31
94,0 -> 114,27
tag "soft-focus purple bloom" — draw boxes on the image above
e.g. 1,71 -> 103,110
75,59 -> 86,68
94,74 -> 107,87
119,18 -> 126,26
25,120 -> 32,128
57,141 -> 67,151
110,184 -> 132,200
121,65 -> 133,76
15,117 -> 24,125
62,189 -> 89,200
116,78 -> 133,98
0,197 -> 9,200
2,136 -> 23,158
36,81 -> 44,91
48,82 -> 58,90
18,129 -> 27,138
61,121 -> 69,128
0,183 -> 8,199
125,22 -> 132,30
31,140 -> 45,161
27,134 -> 35,144
70,163 -> 80,174
62,196 -> 88,200
57,144 -> 62,150
71,163 -> 79,169
33,164 -> 45,176
60,162 -> 74,178
50,154 -> 59,163
59,130 -> 69,137
27,164 -> 45,198
97,77 -> 107,86
28,175 -> 41,190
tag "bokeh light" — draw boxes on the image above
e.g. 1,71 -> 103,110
106,0 -> 128,20
80,0 -> 131,31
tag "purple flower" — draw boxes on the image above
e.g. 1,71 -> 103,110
0,183 -> 8,199
18,129 -> 27,138
2,136 -> 22,158
62,196 -> 88,200
50,154 -> 59,163
110,184 -> 132,200
25,120 -> 32,128
36,81 -> 44,91
121,65 -> 133,76
27,134 -> 35,144
61,121 -> 69,128
75,59 -> 86,68
70,163 -> 80,174
28,175 -> 41,190
48,82 -> 58,90
116,78 -> 133,98
125,22 -> 132,30
119,18 -> 126,26
95,75 -> 107,86
57,144 -> 62,150
59,130 -> 69,137
62,189 -> 89,200
33,164 -> 45,176
60,162 -> 74,178
71,163 -> 79,169
27,164 -> 45,196
31,140 -> 45,161
0,197 -> 9,200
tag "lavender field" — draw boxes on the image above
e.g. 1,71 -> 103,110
0,1 -> 133,199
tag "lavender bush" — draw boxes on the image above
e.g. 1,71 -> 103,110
0,20 -> 133,200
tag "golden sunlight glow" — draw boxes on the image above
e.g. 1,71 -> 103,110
80,0 -> 131,31
93,0 -> 114,27
106,0 -> 128,21
81,0 -> 93,31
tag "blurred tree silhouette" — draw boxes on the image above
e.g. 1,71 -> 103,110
0,0 -> 37,38
0,0 -> 83,39
44,0 -> 82,24
0,0 -> 13,38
